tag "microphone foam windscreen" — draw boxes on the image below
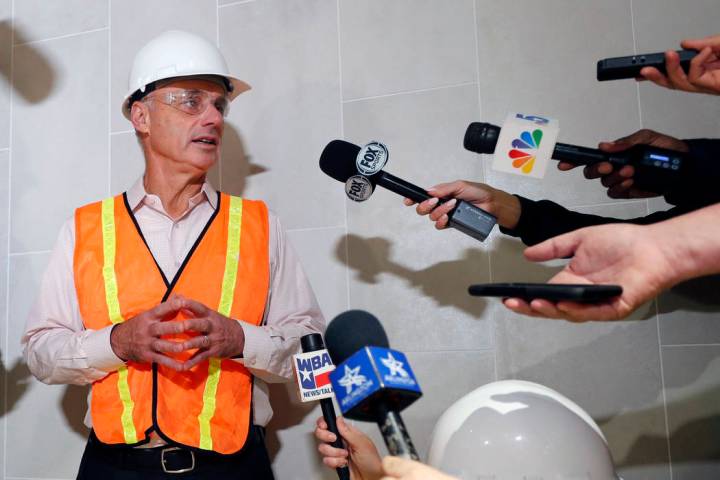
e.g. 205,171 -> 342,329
463,122 -> 500,154
319,140 -> 362,182
325,309 -> 390,365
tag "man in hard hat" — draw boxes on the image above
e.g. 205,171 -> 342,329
22,30 -> 324,479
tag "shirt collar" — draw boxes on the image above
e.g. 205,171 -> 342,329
126,176 -> 218,212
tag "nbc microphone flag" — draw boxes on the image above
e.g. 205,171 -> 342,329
491,112 -> 559,179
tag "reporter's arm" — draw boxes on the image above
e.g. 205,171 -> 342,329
664,138 -> 720,206
504,203 -> 720,321
500,196 -> 696,246
380,456 -> 458,480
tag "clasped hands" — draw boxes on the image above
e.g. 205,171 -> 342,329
110,294 -> 245,371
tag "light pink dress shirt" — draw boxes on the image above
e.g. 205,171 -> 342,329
22,178 -> 325,431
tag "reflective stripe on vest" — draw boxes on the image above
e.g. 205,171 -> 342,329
197,195 -> 242,450
75,192 -> 269,453
101,197 -> 138,444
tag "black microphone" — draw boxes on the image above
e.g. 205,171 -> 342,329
326,310 -> 421,460
296,334 -> 350,480
464,122 -> 687,195
320,140 -> 496,242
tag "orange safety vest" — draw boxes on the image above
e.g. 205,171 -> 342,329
73,192 -> 269,454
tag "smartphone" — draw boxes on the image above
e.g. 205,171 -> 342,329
596,49 -> 697,81
468,283 -> 622,303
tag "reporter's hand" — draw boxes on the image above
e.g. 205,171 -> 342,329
315,416 -> 383,480
502,223 -> 677,321
403,180 -> 521,230
380,456 -> 458,480
639,35 -> 720,94
558,129 -> 688,199
110,295 -> 187,370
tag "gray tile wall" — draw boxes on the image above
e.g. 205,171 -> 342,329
1,1 -> 719,479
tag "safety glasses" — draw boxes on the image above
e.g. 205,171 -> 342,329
144,89 -> 230,117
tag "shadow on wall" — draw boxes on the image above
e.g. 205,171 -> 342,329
209,124 -> 268,197
265,382 -> 317,461
335,233 -> 491,316
2,350 -> 87,437
602,386 -> 720,476
500,319 -> 720,474
1,351 -> 32,417
0,21 -> 55,103
61,384 -> 91,437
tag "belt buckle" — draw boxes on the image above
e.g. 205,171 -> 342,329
161,446 -> 195,474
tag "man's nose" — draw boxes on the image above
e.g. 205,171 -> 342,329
201,102 -> 225,126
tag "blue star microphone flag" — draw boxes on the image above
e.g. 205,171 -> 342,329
330,345 -> 421,420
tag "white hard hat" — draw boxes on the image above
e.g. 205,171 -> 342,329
428,380 -> 621,480
122,30 -> 250,119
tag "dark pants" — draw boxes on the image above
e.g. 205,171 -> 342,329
77,428 -> 274,480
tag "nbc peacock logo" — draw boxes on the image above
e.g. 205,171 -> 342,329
508,129 -> 543,174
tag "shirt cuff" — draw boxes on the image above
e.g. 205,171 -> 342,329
84,325 -> 126,372
238,323 -> 272,371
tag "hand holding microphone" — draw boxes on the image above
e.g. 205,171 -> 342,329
403,180 -> 522,231
464,122 -> 689,197
325,310 -> 421,460
320,140 -> 497,242
294,333 -> 350,480
315,416 -> 383,480
557,129 -> 689,199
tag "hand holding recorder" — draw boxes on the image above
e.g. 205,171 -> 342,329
640,35 -> 720,95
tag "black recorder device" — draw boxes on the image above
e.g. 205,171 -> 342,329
597,49 -> 697,81
464,122 -> 687,195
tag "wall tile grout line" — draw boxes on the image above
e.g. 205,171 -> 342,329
565,198 -> 649,210
7,477 -> 74,480
401,347 -> 495,354
472,0 -> 498,382
110,129 -> 134,136
663,343 -> 720,348
630,0 -> 645,132
13,26 -> 109,48
8,250 -> 52,257
286,224 -> 345,234
4,1 -> 15,476
336,0 -> 350,312
217,0 -> 256,9
107,4 -> 112,197
631,2 -> 672,476
342,81 -> 478,105
216,0 -> 222,192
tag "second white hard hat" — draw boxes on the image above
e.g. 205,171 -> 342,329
428,380 -> 621,479
122,30 -> 250,119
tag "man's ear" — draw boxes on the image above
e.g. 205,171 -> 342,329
130,101 -> 150,134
